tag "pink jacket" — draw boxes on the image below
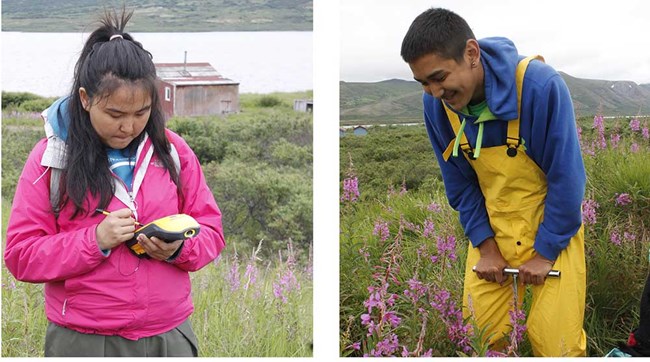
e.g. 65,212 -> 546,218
4,129 -> 225,340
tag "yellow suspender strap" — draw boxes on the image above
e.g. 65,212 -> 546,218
442,103 -> 470,161
507,55 -> 545,148
442,102 -> 471,161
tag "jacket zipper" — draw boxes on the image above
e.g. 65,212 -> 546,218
62,298 -> 67,316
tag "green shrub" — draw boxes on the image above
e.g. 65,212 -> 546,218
20,98 -> 54,112
2,92 -> 43,110
257,95 -> 283,108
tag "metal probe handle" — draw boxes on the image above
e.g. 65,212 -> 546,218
472,266 -> 561,278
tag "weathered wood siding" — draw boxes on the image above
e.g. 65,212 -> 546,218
174,84 -> 240,116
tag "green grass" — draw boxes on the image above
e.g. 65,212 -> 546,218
2,210 -> 313,357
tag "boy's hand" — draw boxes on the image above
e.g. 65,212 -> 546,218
519,254 -> 555,285
475,237 -> 509,284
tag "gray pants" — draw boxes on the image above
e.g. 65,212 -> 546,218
44,319 -> 198,357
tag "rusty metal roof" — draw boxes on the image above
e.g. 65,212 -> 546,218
155,62 -> 239,86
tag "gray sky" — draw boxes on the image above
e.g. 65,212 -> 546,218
340,0 -> 650,84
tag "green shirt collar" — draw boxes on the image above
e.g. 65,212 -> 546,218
462,100 -> 497,124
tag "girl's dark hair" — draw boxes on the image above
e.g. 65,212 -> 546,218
401,8 -> 475,64
61,8 -> 181,218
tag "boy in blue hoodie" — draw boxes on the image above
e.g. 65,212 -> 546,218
401,8 -> 586,356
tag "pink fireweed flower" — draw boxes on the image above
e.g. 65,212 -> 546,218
373,220 -> 390,242
382,311 -> 402,328
404,277 -> 427,304
243,262 -> 258,290
593,115 -> 604,129
437,235 -> 457,261
227,257 -> 240,291
401,346 -> 410,357
631,143 -> 640,153
3,279 -> 16,290
364,284 -> 388,313
610,133 -> 621,148
582,199 -> 599,225
347,342 -> 361,351
360,313 -> 372,326
427,201 -> 442,212
508,307 -> 527,353
374,333 -> 400,356
423,220 -> 436,238
630,118 -> 641,132
386,293 -> 398,307
624,232 -> 636,242
593,115 -> 607,149
643,127 -> 649,140
577,126 -> 583,143
486,350 -> 507,357
610,231 -> 622,246
616,193 -> 632,206
430,288 -> 473,352
272,269 -> 300,304
341,177 -> 359,202
400,218 -> 419,232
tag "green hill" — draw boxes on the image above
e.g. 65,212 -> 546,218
341,75 -> 650,125
1,0 -> 312,32
340,79 -> 422,124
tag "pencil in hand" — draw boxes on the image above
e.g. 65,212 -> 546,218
95,208 -> 142,226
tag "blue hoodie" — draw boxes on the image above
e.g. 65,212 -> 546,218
422,37 -> 586,261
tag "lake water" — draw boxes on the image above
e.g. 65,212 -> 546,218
1,31 -> 312,97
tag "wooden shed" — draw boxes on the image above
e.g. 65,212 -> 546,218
155,62 -> 239,118
293,99 -> 313,113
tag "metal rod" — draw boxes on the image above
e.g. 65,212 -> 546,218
472,266 -> 561,278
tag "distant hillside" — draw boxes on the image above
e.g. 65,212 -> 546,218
341,75 -> 650,125
340,79 -> 423,123
560,72 -> 650,117
1,0 -> 312,32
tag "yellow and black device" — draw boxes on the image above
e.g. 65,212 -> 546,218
126,214 -> 200,258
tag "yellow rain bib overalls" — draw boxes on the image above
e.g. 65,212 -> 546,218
442,56 -> 587,357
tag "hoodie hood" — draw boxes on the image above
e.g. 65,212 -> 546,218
40,96 -> 71,169
44,96 -> 71,141
478,37 -> 520,121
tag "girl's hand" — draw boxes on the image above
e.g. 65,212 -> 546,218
95,208 -> 137,250
136,234 -> 184,261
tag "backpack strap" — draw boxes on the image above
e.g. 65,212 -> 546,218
50,167 -> 63,218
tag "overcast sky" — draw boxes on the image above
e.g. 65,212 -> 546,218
340,0 -> 650,84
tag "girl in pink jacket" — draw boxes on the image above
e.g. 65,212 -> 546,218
4,9 -> 225,357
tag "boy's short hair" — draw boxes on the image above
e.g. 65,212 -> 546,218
401,8 -> 475,64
